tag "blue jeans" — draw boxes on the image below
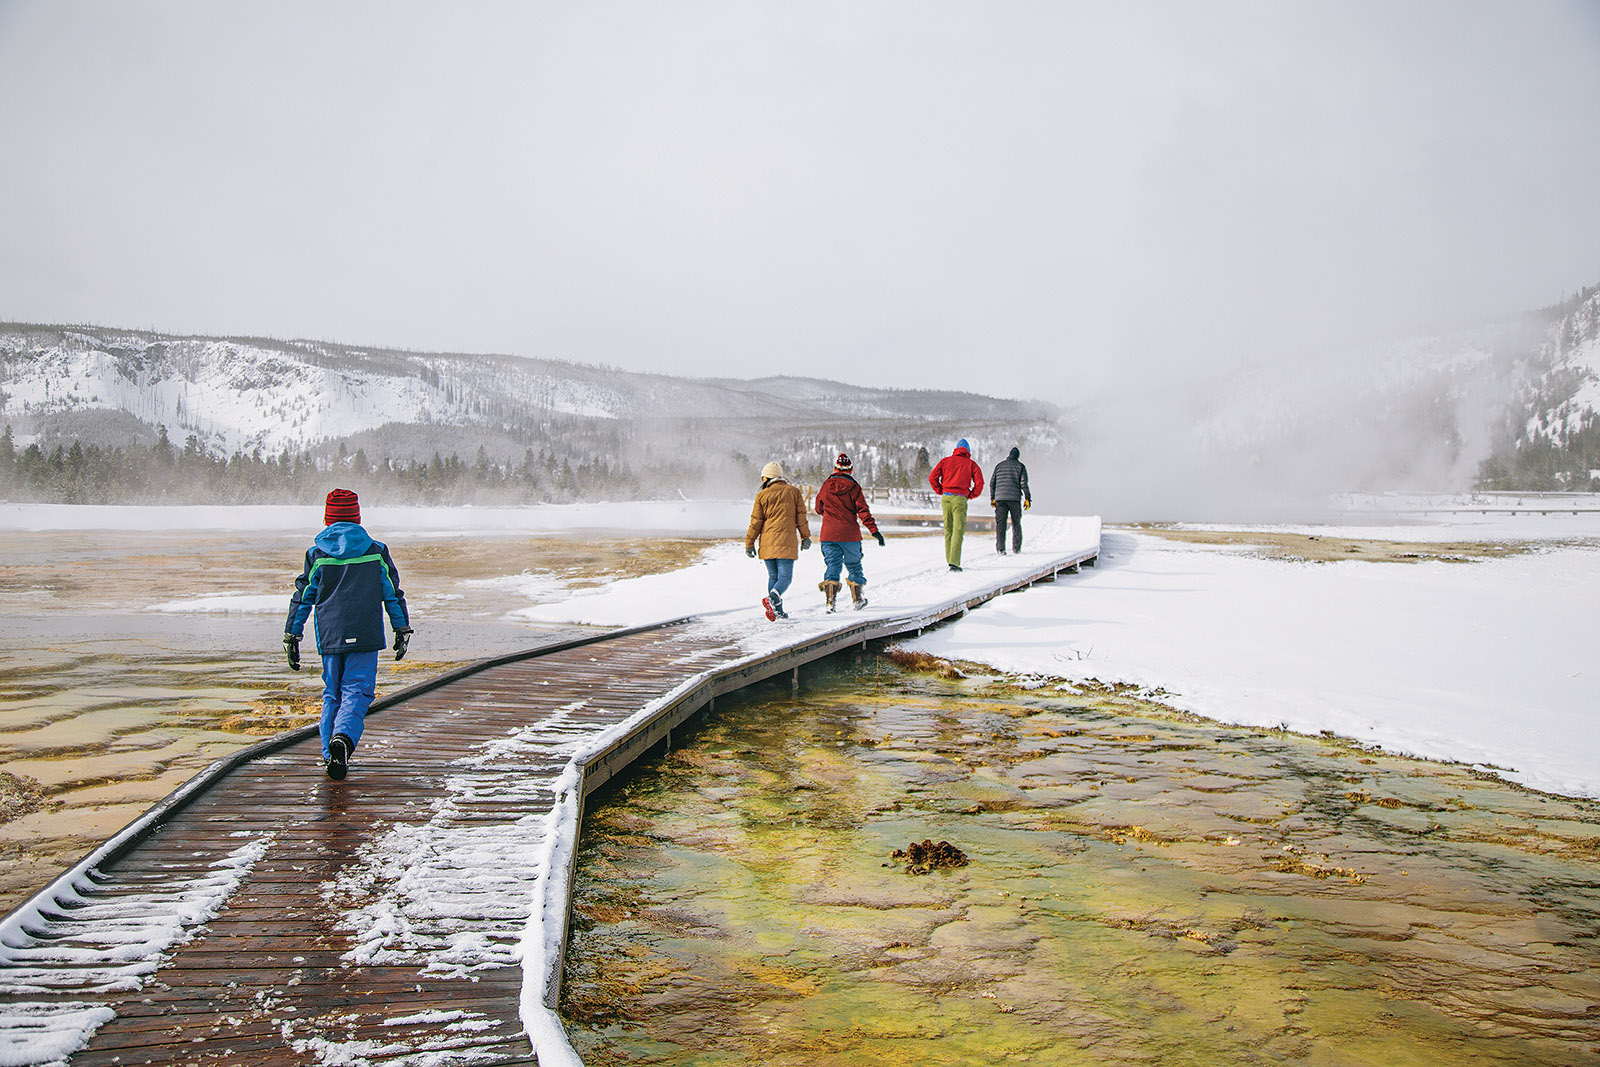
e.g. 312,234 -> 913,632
763,557 -> 794,597
320,650 -> 378,758
820,541 -> 865,585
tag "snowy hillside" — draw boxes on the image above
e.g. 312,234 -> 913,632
0,324 -> 1056,464
1477,285 -> 1600,489
1515,286 -> 1600,437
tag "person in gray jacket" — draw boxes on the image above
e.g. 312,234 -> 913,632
989,447 -> 1032,554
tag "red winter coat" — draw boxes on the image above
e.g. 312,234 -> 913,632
929,446 -> 984,499
813,472 -> 879,542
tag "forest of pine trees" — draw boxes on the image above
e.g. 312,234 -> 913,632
1476,412 -> 1600,491
0,424 -> 654,505
0,424 -> 944,505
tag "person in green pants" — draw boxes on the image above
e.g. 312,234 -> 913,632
927,439 -> 984,571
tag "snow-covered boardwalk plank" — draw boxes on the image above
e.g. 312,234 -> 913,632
0,524 -> 1100,1066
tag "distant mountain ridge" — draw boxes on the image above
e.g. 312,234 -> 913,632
5,280 -> 1595,505
0,323 -> 1059,498
0,323 -> 1047,451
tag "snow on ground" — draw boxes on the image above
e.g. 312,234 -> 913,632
906,517 -> 1600,799
145,593 -> 284,614
8,498 -> 1596,800
498,503 -> 1599,796
510,530 -> 971,627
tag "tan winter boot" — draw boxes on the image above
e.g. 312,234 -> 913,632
846,580 -> 867,610
819,580 -> 842,612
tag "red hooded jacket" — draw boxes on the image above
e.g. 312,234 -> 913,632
813,472 -> 880,542
929,446 -> 984,499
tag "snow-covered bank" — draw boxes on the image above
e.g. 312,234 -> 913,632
906,519 -> 1600,799
449,500 -> 1595,799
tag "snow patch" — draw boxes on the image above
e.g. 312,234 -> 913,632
145,592 -> 285,614
0,1003 -> 116,1067
0,835 -> 273,1063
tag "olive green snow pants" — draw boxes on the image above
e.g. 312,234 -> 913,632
941,493 -> 968,566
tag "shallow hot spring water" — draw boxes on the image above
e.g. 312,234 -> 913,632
564,655 -> 1600,1066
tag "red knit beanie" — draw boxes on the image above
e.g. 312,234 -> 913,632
324,488 -> 360,525
834,453 -> 852,472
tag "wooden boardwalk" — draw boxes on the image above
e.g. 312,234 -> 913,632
0,533 -> 1099,1066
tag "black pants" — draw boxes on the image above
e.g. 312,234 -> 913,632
995,500 -> 1022,552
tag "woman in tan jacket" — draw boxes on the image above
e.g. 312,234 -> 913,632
745,461 -> 811,619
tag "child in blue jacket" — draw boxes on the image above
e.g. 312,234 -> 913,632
283,488 -> 412,780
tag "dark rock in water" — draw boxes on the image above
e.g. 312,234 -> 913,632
891,838 -> 969,874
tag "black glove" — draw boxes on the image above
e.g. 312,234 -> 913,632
873,531 -> 886,547
746,546 -> 757,558
393,627 -> 412,661
801,538 -> 812,551
283,634 -> 301,672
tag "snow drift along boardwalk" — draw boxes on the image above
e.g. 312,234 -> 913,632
0,527 -> 1100,1066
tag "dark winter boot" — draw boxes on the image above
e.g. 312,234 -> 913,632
767,589 -> 787,619
846,580 -> 867,610
326,733 -> 352,781
819,580 -> 841,612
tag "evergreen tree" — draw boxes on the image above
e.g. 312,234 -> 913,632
0,425 -> 13,491
154,426 -> 175,467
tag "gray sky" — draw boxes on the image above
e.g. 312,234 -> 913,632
1,1 -> 1597,403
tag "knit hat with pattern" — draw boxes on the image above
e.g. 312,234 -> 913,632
834,453 -> 852,472
324,488 -> 360,526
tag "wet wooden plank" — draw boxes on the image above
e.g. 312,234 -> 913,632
0,620 -> 731,1064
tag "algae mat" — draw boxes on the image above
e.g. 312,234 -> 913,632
564,655 -> 1600,1066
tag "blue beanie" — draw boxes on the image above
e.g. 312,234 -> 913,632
957,438 -> 969,450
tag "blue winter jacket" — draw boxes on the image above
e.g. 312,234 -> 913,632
285,523 -> 409,655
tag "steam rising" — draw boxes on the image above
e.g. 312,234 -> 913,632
1052,318 -> 1548,522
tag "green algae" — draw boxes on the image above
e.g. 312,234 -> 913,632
563,656 -> 1600,1066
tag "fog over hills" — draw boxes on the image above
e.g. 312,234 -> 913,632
1055,283 -> 1600,517
0,324 -> 1060,499
2,283 -> 1597,512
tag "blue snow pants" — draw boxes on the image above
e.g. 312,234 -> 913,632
820,541 -> 865,585
320,649 -> 378,758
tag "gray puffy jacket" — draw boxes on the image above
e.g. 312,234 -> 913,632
990,449 -> 1030,504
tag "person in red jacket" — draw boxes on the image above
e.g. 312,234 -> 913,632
928,438 -> 983,570
813,453 -> 884,611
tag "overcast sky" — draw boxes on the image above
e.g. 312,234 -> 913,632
1,1 -> 1597,404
